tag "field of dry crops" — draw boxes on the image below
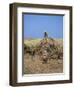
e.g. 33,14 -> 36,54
24,38 -> 63,74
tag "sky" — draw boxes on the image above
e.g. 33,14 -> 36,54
23,14 -> 63,39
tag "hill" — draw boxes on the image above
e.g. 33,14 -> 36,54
24,38 -> 63,74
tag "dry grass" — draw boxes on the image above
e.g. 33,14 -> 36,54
24,38 -> 63,74
24,39 -> 41,47
24,54 -> 63,74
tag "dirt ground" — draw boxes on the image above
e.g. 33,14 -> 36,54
24,54 -> 63,74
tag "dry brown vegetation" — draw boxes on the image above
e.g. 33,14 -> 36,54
24,38 -> 63,74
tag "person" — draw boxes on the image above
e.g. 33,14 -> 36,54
44,32 -> 48,38
44,32 -> 48,44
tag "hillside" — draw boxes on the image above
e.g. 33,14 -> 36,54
24,38 -> 63,74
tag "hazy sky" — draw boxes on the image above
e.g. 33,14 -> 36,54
23,14 -> 63,39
